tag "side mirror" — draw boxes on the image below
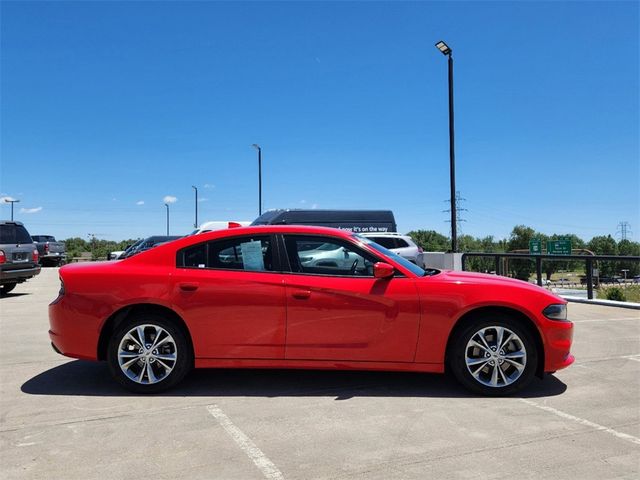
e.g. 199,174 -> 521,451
373,262 -> 394,279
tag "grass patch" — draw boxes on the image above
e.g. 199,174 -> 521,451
597,284 -> 640,303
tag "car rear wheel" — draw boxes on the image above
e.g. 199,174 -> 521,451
0,283 -> 17,295
449,313 -> 538,396
107,315 -> 192,393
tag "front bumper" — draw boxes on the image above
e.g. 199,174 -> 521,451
543,319 -> 574,372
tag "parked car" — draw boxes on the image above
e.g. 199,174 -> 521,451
49,225 -> 574,395
363,233 -> 424,266
118,236 -> 182,259
32,235 -> 66,266
1,221 -> 41,295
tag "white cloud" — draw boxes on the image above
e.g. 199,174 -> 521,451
1,196 -> 17,203
198,197 -> 209,203
163,195 -> 177,204
136,200 -> 145,206
20,207 -> 43,214
203,183 -> 215,189
299,200 -> 307,204
311,203 -> 318,209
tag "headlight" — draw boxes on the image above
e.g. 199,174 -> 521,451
543,304 -> 567,321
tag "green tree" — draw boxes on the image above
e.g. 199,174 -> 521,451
507,225 -> 536,280
588,235 -> 619,277
617,239 -> 640,277
408,230 -> 450,252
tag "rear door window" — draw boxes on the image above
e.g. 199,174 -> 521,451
178,236 -> 275,272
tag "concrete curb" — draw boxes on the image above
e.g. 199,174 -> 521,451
563,296 -> 640,310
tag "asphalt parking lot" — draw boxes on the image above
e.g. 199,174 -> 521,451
1,268 -> 638,479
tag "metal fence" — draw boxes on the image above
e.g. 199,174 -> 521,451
461,253 -> 640,300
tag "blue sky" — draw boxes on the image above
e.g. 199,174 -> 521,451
1,1 -> 638,241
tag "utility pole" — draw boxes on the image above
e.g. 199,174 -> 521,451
443,191 -> 467,238
616,221 -> 632,240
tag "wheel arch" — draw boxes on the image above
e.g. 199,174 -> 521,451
97,303 -> 194,362
444,306 -> 545,378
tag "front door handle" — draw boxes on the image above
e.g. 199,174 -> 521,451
291,289 -> 311,300
179,282 -> 199,292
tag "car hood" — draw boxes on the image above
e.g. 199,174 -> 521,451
423,270 -> 564,300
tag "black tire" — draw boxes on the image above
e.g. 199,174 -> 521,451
449,312 -> 538,396
107,314 -> 193,393
0,283 -> 17,296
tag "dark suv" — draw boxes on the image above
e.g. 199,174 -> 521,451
0,221 -> 41,295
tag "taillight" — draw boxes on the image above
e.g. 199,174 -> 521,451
0,250 -> 5,264
33,249 -> 39,264
44,243 -> 50,254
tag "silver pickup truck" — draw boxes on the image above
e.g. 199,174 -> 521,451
32,235 -> 66,266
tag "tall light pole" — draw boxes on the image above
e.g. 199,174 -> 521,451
252,144 -> 262,216
192,185 -> 198,228
164,203 -> 170,235
4,199 -> 20,221
435,40 -> 457,252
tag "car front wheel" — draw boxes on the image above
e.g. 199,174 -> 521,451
449,314 -> 538,396
107,315 -> 192,393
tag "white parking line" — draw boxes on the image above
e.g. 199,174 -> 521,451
207,404 -> 284,480
572,317 -> 639,323
520,399 -> 640,446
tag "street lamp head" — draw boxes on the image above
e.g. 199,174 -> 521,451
192,185 -> 197,190
435,40 -> 452,56
252,144 -> 261,151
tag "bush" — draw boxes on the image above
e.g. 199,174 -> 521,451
603,287 -> 626,302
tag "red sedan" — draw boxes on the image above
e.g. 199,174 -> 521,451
49,225 -> 574,395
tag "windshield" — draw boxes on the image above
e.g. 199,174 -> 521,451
356,234 -> 435,277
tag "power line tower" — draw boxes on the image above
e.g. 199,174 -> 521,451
443,191 -> 467,237
616,221 -> 632,240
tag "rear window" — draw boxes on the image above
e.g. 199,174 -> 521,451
32,235 -> 55,242
0,224 -> 33,244
370,237 -> 397,249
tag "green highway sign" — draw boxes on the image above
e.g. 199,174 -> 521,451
547,239 -> 572,255
529,239 -> 542,255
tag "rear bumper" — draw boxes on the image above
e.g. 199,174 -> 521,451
0,265 -> 41,284
48,296 -> 101,361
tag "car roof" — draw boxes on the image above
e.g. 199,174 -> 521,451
0,221 -> 25,226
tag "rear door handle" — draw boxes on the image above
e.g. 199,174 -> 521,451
179,282 -> 199,292
291,289 -> 311,299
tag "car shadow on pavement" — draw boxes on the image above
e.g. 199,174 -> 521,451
0,292 -> 30,299
21,360 -> 567,399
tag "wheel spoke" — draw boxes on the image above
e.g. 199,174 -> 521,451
147,363 -> 158,383
149,326 -> 163,350
495,327 -> 504,351
136,326 -> 147,346
504,358 -> 525,371
504,351 -> 525,360
476,331 -> 492,350
500,332 -> 513,350
467,357 -> 489,367
125,333 -> 143,349
154,353 -> 176,362
137,362 -> 148,382
469,340 -> 492,355
156,359 -> 174,373
490,363 -> 499,386
121,356 -> 141,369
